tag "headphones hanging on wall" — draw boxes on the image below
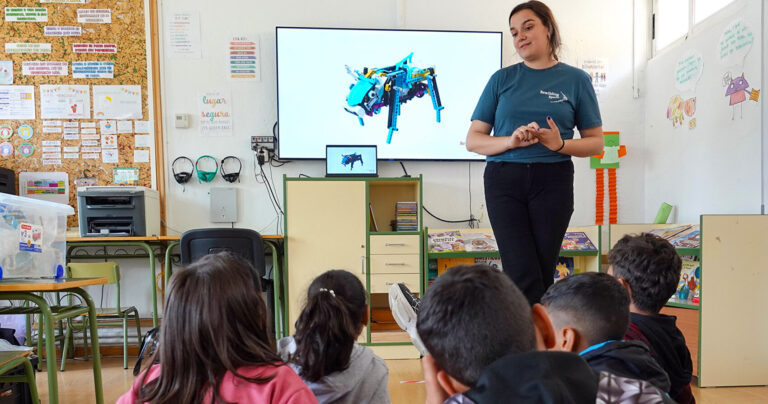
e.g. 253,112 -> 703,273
172,156 -> 194,185
195,155 -> 219,183
220,156 -> 242,183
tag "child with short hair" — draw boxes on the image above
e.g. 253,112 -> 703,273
609,233 -> 695,404
118,252 -> 317,404
278,270 -> 390,404
540,272 -> 671,393
417,264 -> 673,404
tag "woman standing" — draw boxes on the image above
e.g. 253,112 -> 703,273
466,1 -> 604,304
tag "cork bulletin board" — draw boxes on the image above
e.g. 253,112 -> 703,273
0,0 -> 155,227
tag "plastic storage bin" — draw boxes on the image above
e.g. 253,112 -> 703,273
0,194 -> 74,279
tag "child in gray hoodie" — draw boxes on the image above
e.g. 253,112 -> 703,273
278,270 -> 390,404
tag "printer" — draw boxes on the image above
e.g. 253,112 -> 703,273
77,186 -> 160,237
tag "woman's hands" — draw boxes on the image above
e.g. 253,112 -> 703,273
532,116 -> 564,151
507,122 -> 540,149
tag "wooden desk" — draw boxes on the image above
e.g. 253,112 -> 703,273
0,278 -> 107,404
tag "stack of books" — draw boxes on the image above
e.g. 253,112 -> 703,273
395,201 -> 418,231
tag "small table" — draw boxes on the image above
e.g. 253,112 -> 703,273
0,277 -> 107,404
0,350 -> 39,403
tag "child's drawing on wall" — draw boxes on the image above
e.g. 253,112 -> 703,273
723,72 -> 760,120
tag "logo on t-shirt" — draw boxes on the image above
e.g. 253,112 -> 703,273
540,90 -> 568,103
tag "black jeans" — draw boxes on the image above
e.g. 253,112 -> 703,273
484,160 -> 574,304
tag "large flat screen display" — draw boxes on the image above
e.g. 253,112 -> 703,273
276,27 -> 502,160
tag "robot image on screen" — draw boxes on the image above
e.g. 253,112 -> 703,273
326,145 -> 378,177
276,28 -> 501,160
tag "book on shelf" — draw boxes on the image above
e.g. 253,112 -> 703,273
675,259 -> 700,301
560,232 -> 597,251
648,224 -> 694,241
554,257 -> 575,282
428,230 -> 466,252
669,228 -> 700,248
369,203 -> 379,232
462,232 -> 498,251
395,201 -> 418,231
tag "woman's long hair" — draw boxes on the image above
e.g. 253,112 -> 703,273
138,252 -> 281,404
291,270 -> 366,382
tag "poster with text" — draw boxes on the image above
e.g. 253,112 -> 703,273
0,85 -> 35,119
228,35 -> 259,80
199,90 -> 232,136
40,85 -> 90,119
93,85 -> 142,119
166,12 -> 201,59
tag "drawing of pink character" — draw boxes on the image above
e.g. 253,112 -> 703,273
724,72 -> 761,120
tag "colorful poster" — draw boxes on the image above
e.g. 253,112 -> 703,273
73,43 -> 117,53
199,90 -> 233,136
72,61 -> 114,78
93,85 -> 142,119
117,120 -> 133,133
0,86 -> 35,120
17,142 -> 34,157
0,61 -> 12,84
166,12 -> 201,59
99,120 -> 116,134
228,35 -> 259,80
5,43 -> 51,53
40,85 -> 90,119
113,167 -> 139,185
579,58 -> 607,97
22,61 -> 68,76
0,124 -> 11,138
19,172 -> 68,205
5,7 -> 48,22
101,134 -> 117,148
44,26 -> 82,36
77,9 -> 111,24
18,125 -> 34,140
0,142 -> 12,157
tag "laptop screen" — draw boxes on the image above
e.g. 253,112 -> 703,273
325,145 -> 378,177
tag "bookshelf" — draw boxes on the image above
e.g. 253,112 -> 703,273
609,216 -> 768,387
424,225 -> 601,288
284,176 -> 423,359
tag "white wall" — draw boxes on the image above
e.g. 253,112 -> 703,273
643,0 -> 763,223
113,0 -> 643,317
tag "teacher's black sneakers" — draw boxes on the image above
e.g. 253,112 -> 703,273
388,282 -> 428,356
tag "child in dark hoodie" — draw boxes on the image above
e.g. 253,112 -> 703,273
417,264 -> 673,404
278,270 -> 390,404
541,272 -> 671,393
608,233 -> 696,404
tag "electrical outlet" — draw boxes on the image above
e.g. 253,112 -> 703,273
251,135 -> 275,152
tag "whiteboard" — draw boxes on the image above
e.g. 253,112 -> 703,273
643,0 -> 763,222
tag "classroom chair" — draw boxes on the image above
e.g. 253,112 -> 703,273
60,262 -> 141,370
178,228 -> 274,331
0,349 -> 39,404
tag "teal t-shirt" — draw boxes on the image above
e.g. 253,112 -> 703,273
471,62 -> 602,163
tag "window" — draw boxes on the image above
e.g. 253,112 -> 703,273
653,0 -> 736,54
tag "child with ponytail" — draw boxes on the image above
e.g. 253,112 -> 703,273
278,270 -> 390,404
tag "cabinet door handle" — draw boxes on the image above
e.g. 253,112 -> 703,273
385,282 -> 395,286
361,256 -> 366,275
385,243 -> 406,247
385,262 -> 406,266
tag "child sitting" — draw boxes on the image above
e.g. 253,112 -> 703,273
608,233 -> 695,404
118,252 -> 317,404
540,272 -> 671,393
278,270 -> 390,404
417,264 -> 673,404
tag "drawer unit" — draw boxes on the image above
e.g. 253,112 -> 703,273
370,254 -> 420,274
370,235 -> 420,255
370,273 -> 420,294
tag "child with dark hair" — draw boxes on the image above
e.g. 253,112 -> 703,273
118,252 -> 317,404
278,270 -> 389,404
609,233 -> 695,404
417,264 -> 673,404
541,272 -> 671,393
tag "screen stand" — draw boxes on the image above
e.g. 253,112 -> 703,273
399,162 -> 411,178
